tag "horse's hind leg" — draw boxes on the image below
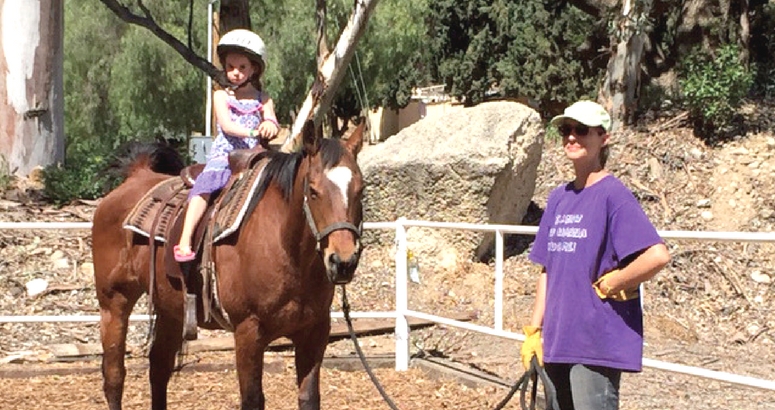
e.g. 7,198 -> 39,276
97,279 -> 142,410
148,313 -> 184,410
291,321 -> 330,410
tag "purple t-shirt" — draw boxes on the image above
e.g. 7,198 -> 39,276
528,175 -> 663,372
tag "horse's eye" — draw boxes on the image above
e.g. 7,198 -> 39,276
308,186 -> 320,200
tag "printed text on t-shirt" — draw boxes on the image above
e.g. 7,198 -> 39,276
547,214 -> 586,253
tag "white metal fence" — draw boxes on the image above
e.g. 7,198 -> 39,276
1,219 -> 774,392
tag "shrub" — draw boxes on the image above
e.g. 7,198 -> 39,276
0,155 -> 14,194
678,44 -> 754,137
42,143 -> 115,205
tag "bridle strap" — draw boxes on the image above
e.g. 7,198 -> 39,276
302,176 -> 362,251
303,195 -> 362,243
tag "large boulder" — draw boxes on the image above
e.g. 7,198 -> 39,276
359,101 -> 544,265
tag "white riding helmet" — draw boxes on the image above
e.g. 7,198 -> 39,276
217,29 -> 266,70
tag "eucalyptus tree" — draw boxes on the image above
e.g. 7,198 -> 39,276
0,0 -> 64,176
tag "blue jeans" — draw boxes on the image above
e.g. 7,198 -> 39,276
544,363 -> 621,410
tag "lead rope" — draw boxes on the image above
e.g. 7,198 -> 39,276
340,285 -> 559,410
341,285 -> 402,410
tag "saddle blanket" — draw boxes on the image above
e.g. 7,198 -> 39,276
123,162 -> 267,243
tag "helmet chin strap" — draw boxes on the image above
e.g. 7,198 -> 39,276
229,78 -> 252,91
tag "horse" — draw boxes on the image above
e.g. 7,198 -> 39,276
92,120 -> 365,410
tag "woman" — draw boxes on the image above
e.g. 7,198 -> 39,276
521,100 -> 671,409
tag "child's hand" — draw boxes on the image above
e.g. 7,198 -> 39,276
256,119 -> 279,140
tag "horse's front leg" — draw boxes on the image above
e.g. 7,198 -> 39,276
291,319 -> 331,410
147,310 -> 184,410
234,318 -> 268,410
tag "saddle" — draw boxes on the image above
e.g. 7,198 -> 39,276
122,147 -> 270,338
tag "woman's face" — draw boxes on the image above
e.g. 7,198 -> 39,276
559,120 -> 608,164
224,53 -> 256,86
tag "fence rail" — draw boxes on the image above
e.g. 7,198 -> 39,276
1,219 -> 774,392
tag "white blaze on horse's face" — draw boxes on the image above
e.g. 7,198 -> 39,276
325,166 -> 353,207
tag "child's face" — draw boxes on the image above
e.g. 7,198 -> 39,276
224,53 -> 257,86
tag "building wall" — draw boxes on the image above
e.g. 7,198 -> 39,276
367,100 -> 463,143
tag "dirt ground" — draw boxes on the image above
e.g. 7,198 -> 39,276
1,101 -> 775,409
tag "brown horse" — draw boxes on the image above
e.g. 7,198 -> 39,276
92,121 -> 365,410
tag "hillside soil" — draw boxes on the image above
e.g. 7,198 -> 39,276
0,100 -> 774,409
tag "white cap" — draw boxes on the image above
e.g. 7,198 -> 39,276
550,100 -> 612,131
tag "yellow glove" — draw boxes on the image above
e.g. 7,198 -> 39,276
520,325 -> 543,370
593,270 -> 639,301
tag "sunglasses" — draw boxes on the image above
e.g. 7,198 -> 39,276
558,123 -> 600,137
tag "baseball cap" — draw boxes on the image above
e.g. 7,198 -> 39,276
550,100 -> 612,132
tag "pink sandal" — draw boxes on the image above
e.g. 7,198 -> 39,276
173,245 -> 196,262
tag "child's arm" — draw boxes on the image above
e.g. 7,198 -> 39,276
213,89 -> 255,138
256,93 -> 280,140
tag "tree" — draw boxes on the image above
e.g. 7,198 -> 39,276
598,0 -> 653,131
98,0 -> 381,152
67,0 -> 209,149
427,0 -> 606,114
0,0 -> 64,176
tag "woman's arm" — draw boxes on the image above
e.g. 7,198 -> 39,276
529,268 -> 547,327
601,243 -> 671,294
213,90 -> 254,138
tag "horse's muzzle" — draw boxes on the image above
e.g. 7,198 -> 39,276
326,251 -> 360,284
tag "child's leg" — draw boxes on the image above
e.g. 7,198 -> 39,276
177,194 -> 209,253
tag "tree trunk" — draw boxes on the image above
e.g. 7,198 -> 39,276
280,0 -> 380,152
739,0 -> 750,66
0,0 -> 64,176
218,0 -> 251,34
598,0 -> 653,131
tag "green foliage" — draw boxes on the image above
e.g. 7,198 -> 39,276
0,155 -> 14,193
678,44 -> 754,135
65,0 -> 206,150
425,0 -> 605,112
41,143 -> 115,204
255,0 -> 432,120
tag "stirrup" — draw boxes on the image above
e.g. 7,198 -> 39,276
183,294 -> 198,341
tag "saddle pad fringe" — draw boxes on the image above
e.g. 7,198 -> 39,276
212,159 -> 268,243
123,177 -> 188,242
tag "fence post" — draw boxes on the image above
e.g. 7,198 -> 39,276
394,217 -> 410,371
494,229 -> 504,331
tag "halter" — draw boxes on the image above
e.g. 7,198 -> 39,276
302,175 -> 362,253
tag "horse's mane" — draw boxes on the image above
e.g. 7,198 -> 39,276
109,141 -> 185,180
252,139 -> 346,205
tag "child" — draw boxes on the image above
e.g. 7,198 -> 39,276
174,28 -> 280,262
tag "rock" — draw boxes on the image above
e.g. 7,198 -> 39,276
79,262 -> 95,279
766,137 -> 775,150
360,101 -> 543,262
696,199 -> 711,208
750,270 -> 771,284
25,278 -> 48,297
701,211 -> 713,220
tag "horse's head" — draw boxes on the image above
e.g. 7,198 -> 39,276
301,120 -> 365,285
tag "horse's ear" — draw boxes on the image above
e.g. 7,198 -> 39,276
302,120 -> 320,155
346,120 -> 365,157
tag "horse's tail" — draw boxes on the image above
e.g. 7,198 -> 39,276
109,141 -> 186,180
